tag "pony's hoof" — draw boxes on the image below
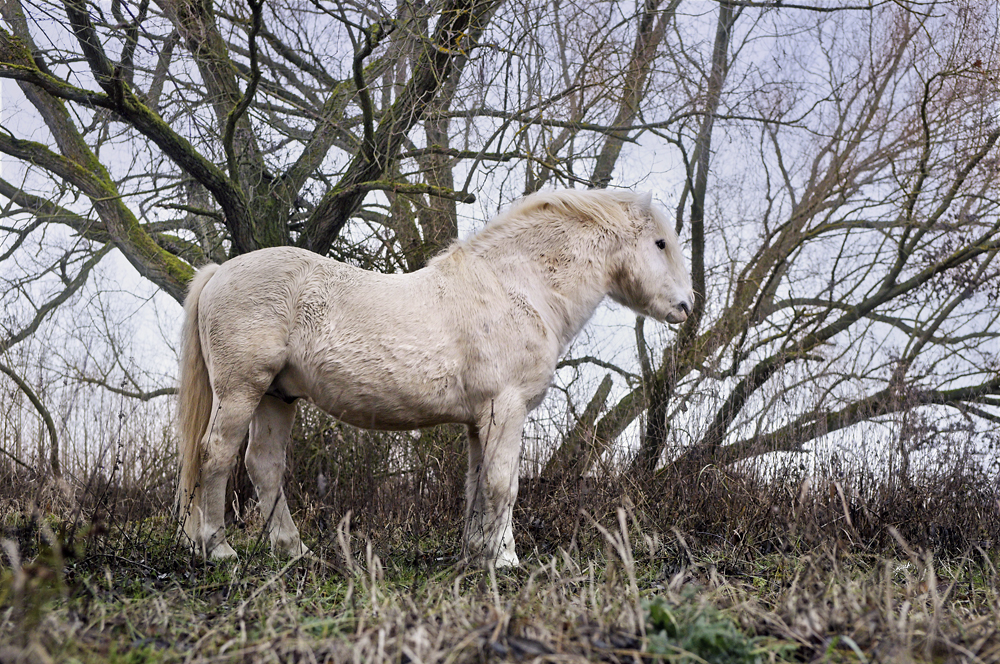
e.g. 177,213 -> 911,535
209,542 -> 238,561
494,550 -> 520,569
276,541 -> 312,559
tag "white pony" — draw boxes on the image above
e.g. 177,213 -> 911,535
176,188 -> 693,567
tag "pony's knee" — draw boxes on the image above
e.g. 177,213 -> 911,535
244,447 -> 282,486
201,404 -> 257,474
200,444 -> 239,480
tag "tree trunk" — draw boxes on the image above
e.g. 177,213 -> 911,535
634,2 -> 736,472
590,0 -> 677,187
543,374 -> 614,479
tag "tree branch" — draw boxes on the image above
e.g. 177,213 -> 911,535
590,0 -> 678,187
557,356 -> 639,384
696,375 -> 1000,469
0,32 -> 254,257
352,21 -> 391,166
1,244 -> 112,354
223,0 -> 264,181
544,373 -> 614,479
0,128 -> 191,300
0,177 -> 110,244
73,375 -> 177,401
0,361 -> 61,476
302,0 -> 502,256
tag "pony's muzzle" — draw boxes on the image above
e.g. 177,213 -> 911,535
663,298 -> 692,324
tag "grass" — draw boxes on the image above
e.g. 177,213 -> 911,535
2,425 -> 999,663
2,496 -> 1000,663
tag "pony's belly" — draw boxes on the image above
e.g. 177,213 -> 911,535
323,404 -> 461,430
283,359 -> 471,430
313,388 -> 468,430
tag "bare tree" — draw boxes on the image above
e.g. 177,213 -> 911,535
1,0 -> 997,485
582,2 -> 1000,477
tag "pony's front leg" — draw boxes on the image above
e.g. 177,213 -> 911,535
247,396 -> 309,557
464,392 -> 526,568
464,424 -> 486,558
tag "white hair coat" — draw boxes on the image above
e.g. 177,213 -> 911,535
176,188 -> 693,567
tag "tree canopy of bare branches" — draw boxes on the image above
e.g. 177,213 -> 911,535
1,0 -> 997,478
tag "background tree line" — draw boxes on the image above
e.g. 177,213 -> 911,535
1,0 -> 997,486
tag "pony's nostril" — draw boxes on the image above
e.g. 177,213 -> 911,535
679,301 -> 692,316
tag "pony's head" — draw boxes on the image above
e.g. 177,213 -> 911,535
457,188 -> 694,324
607,192 -> 694,324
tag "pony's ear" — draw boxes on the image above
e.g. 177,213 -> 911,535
638,192 -> 653,210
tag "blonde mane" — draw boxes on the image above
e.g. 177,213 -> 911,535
432,189 -> 650,264
501,188 -> 646,230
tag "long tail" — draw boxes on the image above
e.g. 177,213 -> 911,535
176,263 -> 220,543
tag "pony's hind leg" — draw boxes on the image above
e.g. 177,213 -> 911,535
198,389 -> 260,559
247,395 -> 309,557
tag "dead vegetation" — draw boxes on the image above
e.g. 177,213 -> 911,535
1,420 -> 999,663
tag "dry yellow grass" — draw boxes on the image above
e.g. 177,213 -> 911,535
2,502 -> 999,664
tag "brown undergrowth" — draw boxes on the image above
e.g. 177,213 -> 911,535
1,417 -> 999,663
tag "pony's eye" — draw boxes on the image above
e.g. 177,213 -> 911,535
655,239 -> 666,250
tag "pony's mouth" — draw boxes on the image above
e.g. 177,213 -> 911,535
647,303 -> 688,324
664,309 -> 689,324
664,296 -> 693,323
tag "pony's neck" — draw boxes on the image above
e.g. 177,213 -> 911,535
477,229 -> 614,349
